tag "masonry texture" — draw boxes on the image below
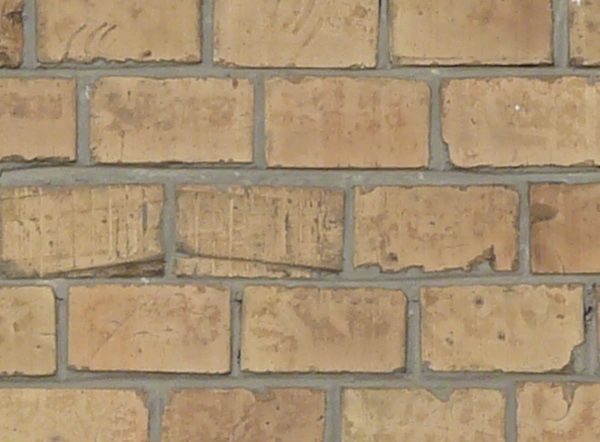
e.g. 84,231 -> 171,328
2,0 -> 600,441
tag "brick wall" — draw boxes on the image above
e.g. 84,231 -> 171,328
0,0 -> 599,441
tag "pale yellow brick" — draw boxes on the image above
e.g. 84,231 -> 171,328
0,0 -> 24,67
570,0 -> 600,65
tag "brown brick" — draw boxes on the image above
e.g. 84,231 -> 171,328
241,286 -> 406,372
0,389 -> 148,440
91,77 -> 254,164
531,183 -> 600,273
518,383 -> 600,440
0,78 -> 76,162
0,287 -> 55,375
69,285 -> 230,373
0,185 -> 163,278
354,186 -> 519,272
390,0 -> 552,65
421,285 -> 584,372
343,388 -> 505,441
265,77 -> 430,168
214,0 -> 377,67
37,0 -> 200,63
443,77 -> 600,167
0,0 -> 23,67
163,389 -> 325,442
571,0 -> 600,65
176,186 -> 344,278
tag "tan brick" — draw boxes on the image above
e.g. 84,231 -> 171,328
69,285 -> 230,373
518,383 -> 600,440
354,186 -> 519,272
531,183 -> 600,273
0,78 -> 76,162
443,77 -> 600,167
390,0 -> 552,65
0,0 -> 23,67
421,285 -> 583,372
343,388 -> 505,441
163,389 -> 324,442
91,77 -> 254,164
571,0 -> 600,65
176,185 -> 344,278
266,77 -> 430,168
0,287 -> 55,375
214,0 -> 377,67
0,185 -> 163,278
0,389 -> 147,440
37,0 -> 200,63
241,286 -> 406,372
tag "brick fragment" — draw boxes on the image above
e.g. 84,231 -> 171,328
241,286 -> 406,372
343,388 -> 505,441
69,285 -> 230,373
0,286 -> 55,375
91,77 -> 254,164
163,389 -> 325,442
176,185 -> 344,278
266,77 -> 430,168
421,285 -> 584,372
0,185 -> 164,278
354,186 -> 519,272
570,0 -> 600,65
0,0 -> 24,67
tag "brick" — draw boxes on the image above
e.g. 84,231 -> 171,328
214,0 -> 378,67
354,186 -> 519,272
91,77 -> 254,164
0,287 -> 55,375
37,0 -> 200,63
518,383 -> 600,440
421,285 -> 584,372
265,77 -> 430,168
0,0 -> 23,67
0,389 -> 148,440
0,185 -> 163,278
390,0 -> 552,65
570,0 -> 600,65
163,389 -> 324,442
176,185 -> 344,278
343,388 -> 505,441
443,77 -> 600,167
69,285 -> 230,373
531,183 -> 600,273
0,78 -> 76,162
241,286 -> 406,372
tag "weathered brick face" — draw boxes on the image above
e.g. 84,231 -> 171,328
2,0 -> 599,439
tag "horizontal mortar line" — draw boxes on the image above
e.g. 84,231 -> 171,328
4,167 -> 600,186
3,65 -> 600,78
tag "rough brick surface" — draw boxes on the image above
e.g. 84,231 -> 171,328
518,383 -> 600,440
0,185 -> 164,278
390,0 -> 552,65
421,285 -> 584,372
0,78 -> 76,162
241,286 -> 406,372
265,77 -> 430,168
0,389 -> 148,441
443,77 -> 600,167
343,388 -> 505,441
0,286 -> 55,375
176,185 -> 344,278
69,285 -> 230,373
163,389 -> 325,442
37,0 -> 201,63
91,77 -> 254,164
531,183 -> 600,273
570,0 -> 600,65
354,186 -> 519,272
0,0 -> 23,67
214,0 -> 378,67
